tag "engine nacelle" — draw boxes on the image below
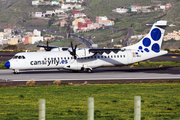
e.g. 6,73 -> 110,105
76,49 -> 94,58
63,64 -> 82,70
51,47 -> 69,51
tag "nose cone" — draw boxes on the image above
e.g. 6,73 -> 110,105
4,61 -> 10,69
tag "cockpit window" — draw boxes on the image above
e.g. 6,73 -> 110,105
13,55 -> 25,59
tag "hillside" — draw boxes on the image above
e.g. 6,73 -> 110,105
0,0 -> 180,49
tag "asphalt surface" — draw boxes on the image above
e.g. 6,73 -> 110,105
1,67 -> 180,82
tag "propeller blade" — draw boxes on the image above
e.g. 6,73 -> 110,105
71,40 -> 73,50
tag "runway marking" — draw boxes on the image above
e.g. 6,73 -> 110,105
10,76 -> 180,81
171,56 -> 177,58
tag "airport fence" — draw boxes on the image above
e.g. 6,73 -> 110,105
0,96 -> 180,120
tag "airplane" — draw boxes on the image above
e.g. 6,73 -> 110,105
4,20 -> 171,74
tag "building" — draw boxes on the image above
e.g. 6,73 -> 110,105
51,0 -> 59,5
32,1 -> 39,5
74,13 -> 86,18
61,4 -> 68,10
60,19 -> 68,27
23,29 -> 43,44
96,16 -> 108,24
55,9 -> 65,14
33,29 -> 41,36
165,3 -> 172,9
113,8 -> 128,14
4,28 -> 12,34
35,12 -> 43,17
8,37 -> 19,45
73,10 -> 81,16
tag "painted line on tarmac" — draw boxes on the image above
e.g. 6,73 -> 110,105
10,76 -> 180,81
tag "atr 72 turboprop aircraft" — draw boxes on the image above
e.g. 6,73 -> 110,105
4,20 -> 171,74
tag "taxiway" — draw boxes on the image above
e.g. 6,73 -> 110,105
1,67 -> 180,82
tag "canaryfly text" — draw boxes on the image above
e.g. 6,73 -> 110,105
30,59 -> 68,66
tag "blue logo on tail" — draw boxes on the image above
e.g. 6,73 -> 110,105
138,28 -> 161,53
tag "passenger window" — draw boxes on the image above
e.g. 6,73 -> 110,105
108,56 -> 109,58
117,55 -> 119,58
64,57 -> 66,59
114,55 -> 116,58
101,56 -> 103,58
68,57 -> 69,60
22,56 -> 25,59
124,55 -> 125,57
105,56 -> 107,58
44,58 -> 46,60
111,56 -> 113,58
61,57 -> 63,59
58,57 -> 59,60
120,55 -> 122,58
18,56 -> 22,59
94,56 -> 96,59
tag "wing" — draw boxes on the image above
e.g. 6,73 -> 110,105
89,48 -> 125,54
37,45 -> 58,51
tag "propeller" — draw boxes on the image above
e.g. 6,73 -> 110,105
45,39 -> 51,51
69,41 -> 78,59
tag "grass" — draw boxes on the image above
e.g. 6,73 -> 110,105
0,83 -> 180,119
138,61 -> 180,67
0,62 -> 6,69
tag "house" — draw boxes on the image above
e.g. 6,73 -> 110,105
74,13 -> 86,18
32,1 -> 39,5
68,4 -> 81,9
60,19 -> 68,27
8,37 -> 19,45
55,9 -> 65,14
35,12 -> 43,17
23,36 -> 43,44
113,8 -> 128,14
131,5 -> 142,12
4,28 -> 12,34
51,0 -> 59,5
61,4 -> 68,10
23,29 -> 43,44
0,39 -> 8,45
96,16 -> 108,24
66,0 -> 83,3
33,29 -> 41,36
131,34 -> 144,39
165,3 -> 172,9
131,4 -> 151,12
96,16 -> 114,26
46,10 -> 55,16
160,5 -> 165,10
73,10 -> 81,16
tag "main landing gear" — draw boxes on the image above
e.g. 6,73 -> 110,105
85,68 -> 93,73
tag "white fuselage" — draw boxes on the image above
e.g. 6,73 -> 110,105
8,49 -> 167,71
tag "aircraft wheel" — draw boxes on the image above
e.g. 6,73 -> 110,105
86,68 -> 92,73
13,70 -> 19,74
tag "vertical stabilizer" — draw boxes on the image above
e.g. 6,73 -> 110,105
124,20 -> 167,53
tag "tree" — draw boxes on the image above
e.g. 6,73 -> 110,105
82,2 -> 86,7
48,20 -> 53,27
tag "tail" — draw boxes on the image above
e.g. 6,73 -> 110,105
124,20 -> 169,63
124,20 -> 167,52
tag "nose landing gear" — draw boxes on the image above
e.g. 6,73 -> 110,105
13,69 -> 19,74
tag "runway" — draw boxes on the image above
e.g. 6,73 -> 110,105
1,67 -> 180,82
